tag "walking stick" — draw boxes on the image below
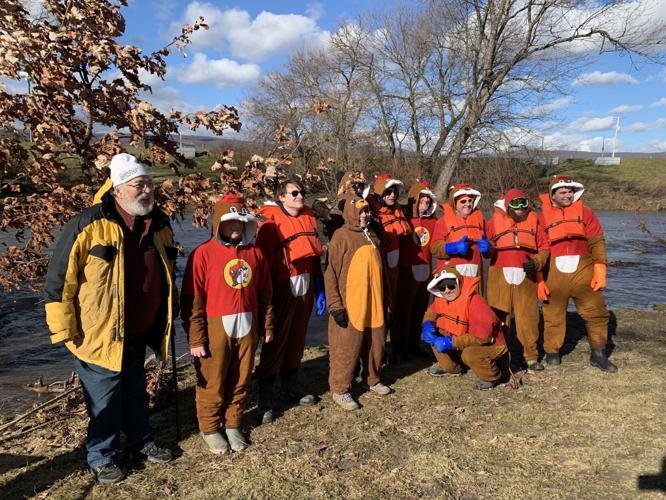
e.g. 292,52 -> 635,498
169,327 -> 181,441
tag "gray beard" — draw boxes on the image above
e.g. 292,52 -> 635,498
127,196 -> 154,217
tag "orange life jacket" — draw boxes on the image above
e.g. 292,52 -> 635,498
375,204 -> 412,237
441,204 -> 484,242
431,276 -> 481,336
538,193 -> 586,243
491,208 -> 538,250
259,204 -> 323,264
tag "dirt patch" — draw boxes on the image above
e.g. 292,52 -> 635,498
1,310 -> 665,499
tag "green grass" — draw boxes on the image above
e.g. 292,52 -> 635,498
551,158 -> 666,190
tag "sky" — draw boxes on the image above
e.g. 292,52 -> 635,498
11,0 -> 666,153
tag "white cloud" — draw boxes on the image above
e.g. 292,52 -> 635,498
305,3 -> 325,21
648,139 -> 666,151
656,118 -> 666,127
175,53 -> 261,88
173,2 -> 330,61
610,104 -> 643,113
574,116 -> 617,132
650,97 -> 666,107
626,122 -> 651,132
573,71 -> 638,86
542,132 -> 611,152
526,96 -> 574,116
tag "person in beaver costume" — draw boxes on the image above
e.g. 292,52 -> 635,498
181,195 -> 274,454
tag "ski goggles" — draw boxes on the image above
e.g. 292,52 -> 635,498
508,198 -> 529,209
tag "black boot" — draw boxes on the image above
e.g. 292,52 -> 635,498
544,352 -> 561,366
258,376 -> 275,424
590,349 -> 618,373
280,369 -> 316,406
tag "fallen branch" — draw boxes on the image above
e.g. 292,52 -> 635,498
0,386 -> 80,434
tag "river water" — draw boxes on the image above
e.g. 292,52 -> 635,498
0,211 -> 663,417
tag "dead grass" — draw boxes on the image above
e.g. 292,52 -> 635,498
2,308 -> 665,499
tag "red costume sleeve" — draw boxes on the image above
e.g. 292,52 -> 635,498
430,217 -> 451,259
180,246 -> 208,348
468,295 -> 500,341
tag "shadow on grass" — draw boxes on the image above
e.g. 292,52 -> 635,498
637,456 -> 666,492
0,449 -> 93,499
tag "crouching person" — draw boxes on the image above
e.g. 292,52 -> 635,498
326,197 -> 391,410
181,195 -> 273,454
421,266 -> 507,390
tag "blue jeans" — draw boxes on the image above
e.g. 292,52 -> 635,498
75,336 -> 154,468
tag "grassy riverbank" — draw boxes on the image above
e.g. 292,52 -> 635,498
1,307 -> 665,499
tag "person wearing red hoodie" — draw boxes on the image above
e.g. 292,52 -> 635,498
392,181 -> 438,360
430,183 -> 490,279
421,266 -> 507,388
538,176 -> 617,372
181,195 -> 274,454
486,189 -> 549,372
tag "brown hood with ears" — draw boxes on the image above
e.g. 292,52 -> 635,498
342,197 -> 371,231
337,171 -> 369,202
211,194 -> 257,245
407,181 -> 437,217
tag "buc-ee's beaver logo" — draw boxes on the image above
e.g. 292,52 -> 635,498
413,226 -> 430,247
224,259 -> 252,289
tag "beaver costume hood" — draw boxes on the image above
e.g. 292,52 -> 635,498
407,181 -> 437,217
211,194 -> 257,245
548,175 -> 584,203
337,171 -> 370,202
373,173 -> 404,198
426,264 -> 464,298
447,183 -> 481,210
342,196 -> 371,231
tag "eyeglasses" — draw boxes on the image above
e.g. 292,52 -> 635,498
287,190 -> 305,198
126,181 -> 154,191
508,198 -> 529,209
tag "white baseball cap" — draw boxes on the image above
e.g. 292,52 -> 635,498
109,153 -> 151,187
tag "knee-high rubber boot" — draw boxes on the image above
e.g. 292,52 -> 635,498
590,349 -> 618,373
258,376 -> 275,425
280,368 -> 315,406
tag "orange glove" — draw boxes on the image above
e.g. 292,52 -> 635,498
590,263 -> 607,291
536,272 -> 550,301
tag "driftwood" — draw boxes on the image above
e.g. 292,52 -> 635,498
0,386 -> 80,434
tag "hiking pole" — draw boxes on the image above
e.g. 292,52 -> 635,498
169,326 -> 181,441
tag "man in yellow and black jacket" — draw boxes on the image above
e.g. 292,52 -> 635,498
44,153 -> 177,484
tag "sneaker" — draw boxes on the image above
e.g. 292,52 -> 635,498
364,382 -> 391,396
544,353 -> 561,366
475,379 -> 499,391
201,432 -> 230,454
140,443 -> 173,464
527,360 -> 545,372
332,392 -> 360,411
298,393 -> 316,406
91,463 -> 126,485
427,365 -> 463,378
225,428 -> 249,452
259,408 -> 274,425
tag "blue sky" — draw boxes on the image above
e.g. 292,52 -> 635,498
13,1 -> 666,153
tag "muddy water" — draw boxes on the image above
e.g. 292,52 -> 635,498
0,211 -> 663,417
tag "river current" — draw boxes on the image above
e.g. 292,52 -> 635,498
0,211 -> 663,417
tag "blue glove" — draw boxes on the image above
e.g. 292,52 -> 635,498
445,235 -> 469,255
314,276 -> 326,316
421,321 -> 437,344
433,335 -> 455,352
475,233 -> 491,253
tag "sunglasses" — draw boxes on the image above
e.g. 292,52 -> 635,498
287,190 -> 305,198
384,188 -> 399,196
508,198 -> 529,209
457,198 -> 474,205
436,278 -> 458,291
